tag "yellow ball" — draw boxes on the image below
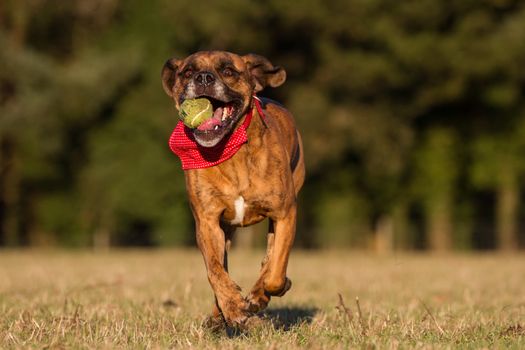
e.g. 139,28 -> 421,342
179,98 -> 213,128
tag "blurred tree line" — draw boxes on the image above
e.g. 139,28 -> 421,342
1,0 -> 524,250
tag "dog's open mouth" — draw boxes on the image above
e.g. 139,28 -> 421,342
195,97 -> 237,131
188,96 -> 244,147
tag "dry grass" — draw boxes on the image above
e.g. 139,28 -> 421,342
0,249 -> 524,349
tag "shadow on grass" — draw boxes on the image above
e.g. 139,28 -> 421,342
261,306 -> 319,330
221,306 -> 319,337
211,306 -> 319,337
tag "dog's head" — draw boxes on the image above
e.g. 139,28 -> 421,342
162,51 -> 286,147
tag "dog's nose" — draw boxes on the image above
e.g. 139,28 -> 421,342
195,72 -> 215,86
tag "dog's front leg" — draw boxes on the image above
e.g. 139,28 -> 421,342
195,218 -> 249,326
245,220 -> 275,313
263,205 -> 296,297
246,206 -> 296,312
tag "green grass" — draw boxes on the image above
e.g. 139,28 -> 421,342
0,249 -> 524,348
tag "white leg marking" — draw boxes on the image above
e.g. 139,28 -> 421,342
231,196 -> 245,225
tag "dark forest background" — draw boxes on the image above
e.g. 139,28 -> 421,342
1,0 -> 525,251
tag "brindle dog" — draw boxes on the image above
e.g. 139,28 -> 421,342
161,51 -> 305,328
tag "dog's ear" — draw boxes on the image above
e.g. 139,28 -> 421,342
242,54 -> 286,93
161,57 -> 182,97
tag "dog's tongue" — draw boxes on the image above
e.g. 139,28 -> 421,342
197,107 -> 223,131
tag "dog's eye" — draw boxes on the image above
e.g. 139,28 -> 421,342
222,67 -> 235,77
183,69 -> 193,79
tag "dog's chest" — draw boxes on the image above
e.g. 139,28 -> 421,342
189,131 -> 291,226
221,193 -> 271,227
229,196 -> 246,225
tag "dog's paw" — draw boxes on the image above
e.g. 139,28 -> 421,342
225,312 -> 250,328
202,314 -> 226,333
221,299 -> 252,328
245,292 -> 270,313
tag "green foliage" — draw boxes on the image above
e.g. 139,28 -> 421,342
413,128 -> 459,204
470,119 -> 525,189
1,0 -> 525,249
313,167 -> 371,248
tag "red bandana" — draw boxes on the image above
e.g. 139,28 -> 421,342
169,98 -> 265,170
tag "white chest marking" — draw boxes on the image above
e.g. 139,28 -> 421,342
231,196 -> 245,225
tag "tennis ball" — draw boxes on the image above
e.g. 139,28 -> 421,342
179,98 -> 213,128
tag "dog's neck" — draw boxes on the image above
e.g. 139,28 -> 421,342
244,96 -> 267,145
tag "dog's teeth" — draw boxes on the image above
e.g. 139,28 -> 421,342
214,125 -> 219,130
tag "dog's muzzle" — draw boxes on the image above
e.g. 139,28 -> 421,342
179,73 -> 246,148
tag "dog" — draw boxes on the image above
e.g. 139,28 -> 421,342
161,51 -> 305,328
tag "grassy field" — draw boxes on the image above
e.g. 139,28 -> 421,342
0,249 -> 524,349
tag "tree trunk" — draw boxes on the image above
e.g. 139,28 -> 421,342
496,169 -> 519,251
374,214 -> 393,253
93,227 -> 111,251
0,138 -> 6,245
427,198 -> 453,251
0,1 -> 29,246
7,0 -> 28,48
0,137 -> 20,246
392,203 -> 410,250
